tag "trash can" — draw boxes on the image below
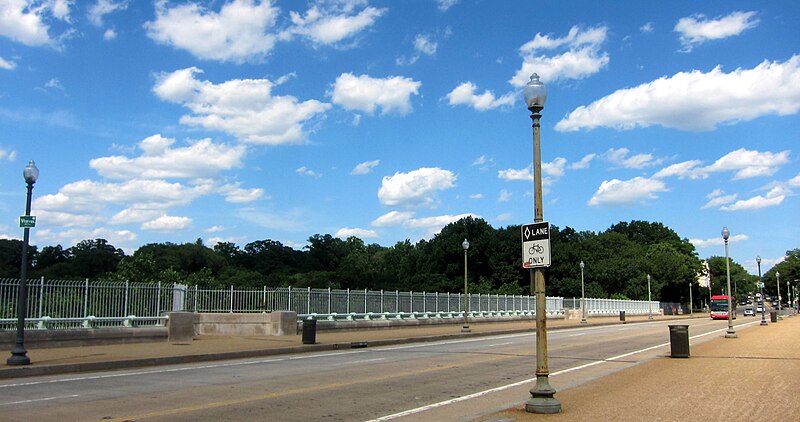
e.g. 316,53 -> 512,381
619,311 -> 626,322
302,319 -> 317,344
770,311 -> 777,323
668,324 -> 690,358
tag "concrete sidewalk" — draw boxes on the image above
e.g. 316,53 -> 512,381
0,314 -> 668,379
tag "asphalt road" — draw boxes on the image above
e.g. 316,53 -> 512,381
0,317 -> 757,422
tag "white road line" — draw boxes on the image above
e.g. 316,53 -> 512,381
0,394 -> 80,406
367,322 -> 757,421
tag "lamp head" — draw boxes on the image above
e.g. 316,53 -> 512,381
462,238 -> 470,251
523,73 -> 547,110
721,226 -> 729,241
580,260 -> 584,269
23,160 -> 39,184
756,255 -> 761,264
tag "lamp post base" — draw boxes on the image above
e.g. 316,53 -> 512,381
7,347 -> 30,366
724,329 -> 737,338
461,324 -> 470,333
526,376 -> 561,414
760,318 -> 768,326
580,318 -> 587,324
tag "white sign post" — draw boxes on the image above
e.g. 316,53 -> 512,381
521,222 -> 551,268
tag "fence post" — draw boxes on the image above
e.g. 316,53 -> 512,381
229,285 -> 234,313
124,280 -> 129,317
38,276 -> 44,318
447,292 -> 450,312
346,288 -> 350,313
194,285 -> 198,312
263,286 -> 267,313
364,288 -> 367,313
157,281 -> 162,317
410,291 -> 414,313
396,290 -> 399,313
84,278 -> 89,318
435,292 -> 439,313
423,291 -> 426,312
328,287 -> 332,314
380,289 -> 384,313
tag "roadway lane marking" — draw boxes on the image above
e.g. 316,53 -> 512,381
0,394 -> 79,406
367,321 -> 760,421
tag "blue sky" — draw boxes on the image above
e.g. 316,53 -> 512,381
0,0 -> 797,275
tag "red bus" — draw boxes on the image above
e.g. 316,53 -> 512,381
710,295 -> 737,320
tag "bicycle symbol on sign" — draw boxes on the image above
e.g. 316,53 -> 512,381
528,244 -> 544,255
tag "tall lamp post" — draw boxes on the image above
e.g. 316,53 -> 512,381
787,280 -> 791,317
462,238 -> 470,333
523,73 -> 560,414
776,271 -> 782,319
580,261 -> 587,324
689,281 -> 693,316
647,274 -> 653,319
757,256 -> 767,326
7,160 -> 39,366
722,227 -> 736,338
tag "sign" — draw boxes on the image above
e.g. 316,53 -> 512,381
521,222 -> 550,268
19,215 -> 36,228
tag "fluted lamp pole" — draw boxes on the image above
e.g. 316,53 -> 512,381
722,227 -> 736,338
757,256 -> 767,326
580,261 -> 587,324
462,238 -> 470,333
523,73 -> 561,414
7,160 -> 39,366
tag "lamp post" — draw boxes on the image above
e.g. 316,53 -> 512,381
580,261 -> 587,324
523,73 -> 560,414
689,281 -> 693,316
757,256 -> 767,326
722,227 -> 736,338
787,280 -> 791,317
776,271 -> 782,319
7,160 -> 39,366
462,238 -> 470,333
647,274 -> 653,319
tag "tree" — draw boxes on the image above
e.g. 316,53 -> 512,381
69,239 -> 125,279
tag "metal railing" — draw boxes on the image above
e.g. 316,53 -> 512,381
2,278 -> 671,330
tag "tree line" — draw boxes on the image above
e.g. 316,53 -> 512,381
1,218 -> 796,306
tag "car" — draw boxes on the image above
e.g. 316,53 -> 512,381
756,305 -> 765,313
743,306 -> 755,316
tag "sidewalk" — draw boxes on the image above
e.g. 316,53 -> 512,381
480,313 -> 800,421
0,314 -> 665,379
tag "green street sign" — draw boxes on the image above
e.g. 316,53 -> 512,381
19,215 -> 36,228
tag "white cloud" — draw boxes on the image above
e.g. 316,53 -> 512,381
569,153 -> 596,170
498,189 -> 512,202
335,227 -> 378,239
499,157 -> 566,182
109,208 -> 163,225
103,28 -> 117,40
350,159 -> 380,175
604,148 -> 661,169
35,227 -> 137,253
414,34 -> 437,56
675,11 -> 758,52
543,157 -> 567,178
296,166 -> 322,178
653,160 -> 705,179
498,167 -> 531,181
701,189 -> 737,209
0,147 -> 17,161
330,73 -> 421,115
588,177 -> 668,206
788,173 -> 800,188
141,214 -> 192,231
510,25 -> 609,87
90,135 -> 247,179
218,183 -> 265,203
88,0 -> 128,27
689,233 -> 749,249
469,193 -> 483,199
153,67 -> 331,145
371,210 -> 414,227
640,22 -> 654,33
556,56 -> 800,132
145,0 -> 279,63
285,2 -> 385,46
0,0 -> 74,48
472,155 -> 495,170
720,186 -> 787,211
378,167 -> 456,208
0,56 -> 17,70
437,0 -> 458,11
445,82 -> 515,111
703,148 -> 790,180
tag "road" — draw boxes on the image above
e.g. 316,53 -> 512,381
0,317 -> 759,421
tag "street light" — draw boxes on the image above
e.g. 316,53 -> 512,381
757,256 -> 767,326
647,274 -> 653,319
787,280 -> 791,317
462,238 -> 470,333
722,227 -> 736,338
689,281 -> 693,316
580,260 -> 587,324
523,73 -> 560,414
776,271 -> 782,319
7,160 -> 39,366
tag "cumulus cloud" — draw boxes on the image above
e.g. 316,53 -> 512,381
720,186 -> 787,211
675,11 -> 758,52
351,159 -> 380,175
0,56 -> 17,70
437,0 -> 458,11
498,157 -> 567,182
285,1 -> 386,46
90,134 -> 247,180
689,233 -> 749,249
88,0 -> 128,27
371,210 -> 477,238
153,67 -> 331,145
0,0 -> 74,48
330,73 -> 421,115
371,210 -> 415,227
445,82 -> 515,111
335,227 -> 378,239
569,153 -> 596,170
377,167 -> 456,208
141,214 -> 192,231
510,25 -> 609,87
556,55 -> 800,132
604,148 -> 662,169
656,149 -> 790,181
588,177 -> 668,206
145,0 -> 279,63
296,166 -> 322,178
700,189 -> 737,210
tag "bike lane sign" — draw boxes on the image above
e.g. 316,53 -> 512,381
521,222 -> 550,268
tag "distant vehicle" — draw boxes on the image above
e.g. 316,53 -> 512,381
739,299 -> 748,305
743,306 -> 755,316
756,305 -> 765,313
710,295 -> 737,320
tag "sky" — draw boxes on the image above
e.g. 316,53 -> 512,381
0,0 -> 798,276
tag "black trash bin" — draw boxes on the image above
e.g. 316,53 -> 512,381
668,324 -> 690,358
770,311 -> 777,323
302,319 -> 317,344
619,311 -> 626,322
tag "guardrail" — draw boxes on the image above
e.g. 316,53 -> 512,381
0,315 -> 168,330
